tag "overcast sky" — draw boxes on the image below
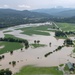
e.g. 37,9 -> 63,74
0,0 -> 75,10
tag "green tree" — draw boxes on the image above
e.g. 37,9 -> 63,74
37,40 -> 40,44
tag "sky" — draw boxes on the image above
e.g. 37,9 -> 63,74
0,0 -> 75,10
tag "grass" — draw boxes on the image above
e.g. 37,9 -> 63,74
22,30 -> 50,36
19,25 -> 54,31
30,44 -> 46,48
64,64 -> 69,71
55,36 -> 67,39
56,22 -> 75,31
59,64 -> 64,67
0,41 -> 23,54
18,25 -> 53,36
5,34 -> 16,38
73,48 -> 75,53
14,65 -> 63,75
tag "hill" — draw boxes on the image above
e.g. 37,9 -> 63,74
0,9 -> 52,28
32,8 -> 75,18
53,9 -> 75,18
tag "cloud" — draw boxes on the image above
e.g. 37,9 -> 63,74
18,5 -> 31,8
0,5 -> 9,8
4,5 -> 9,8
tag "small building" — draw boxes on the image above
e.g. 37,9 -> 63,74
67,62 -> 74,71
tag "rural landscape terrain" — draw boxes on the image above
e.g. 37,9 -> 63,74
0,4 -> 75,75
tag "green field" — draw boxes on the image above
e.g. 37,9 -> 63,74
30,44 -> 46,48
5,34 -> 16,38
22,30 -> 50,36
55,36 -> 67,39
64,64 -> 69,71
19,25 -> 54,31
56,22 -> 75,31
19,25 -> 53,36
59,64 -> 64,67
73,48 -> 75,53
14,65 -> 63,75
0,42 -> 23,54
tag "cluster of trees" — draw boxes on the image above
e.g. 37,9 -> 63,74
0,55 -> 5,60
64,39 -> 73,46
55,31 -> 67,37
45,45 -> 64,57
49,42 -> 52,46
52,17 -> 75,23
9,61 -> 16,67
55,46 -> 64,51
0,38 -> 27,43
34,40 -> 40,44
45,52 -> 53,57
65,31 -> 75,35
1,15 -> 75,28
45,38 -> 73,57
0,69 -> 12,75
0,37 -> 29,48
0,17 -> 51,28
10,51 -> 13,55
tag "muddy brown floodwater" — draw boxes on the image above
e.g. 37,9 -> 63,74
0,23 -> 75,74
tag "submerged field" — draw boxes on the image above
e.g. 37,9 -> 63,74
19,25 -> 56,36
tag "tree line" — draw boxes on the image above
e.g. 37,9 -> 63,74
0,69 -> 12,75
55,31 -> 67,37
0,37 -> 29,48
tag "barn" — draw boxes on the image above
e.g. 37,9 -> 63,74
66,62 -> 74,71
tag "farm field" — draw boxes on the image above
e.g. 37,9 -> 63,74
14,66 -> 63,75
0,42 -> 23,54
56,22 -> 75,31
19,25 -> 56,36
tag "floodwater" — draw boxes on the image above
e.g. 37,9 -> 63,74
0,23 -> 75,74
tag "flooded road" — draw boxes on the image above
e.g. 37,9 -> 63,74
0,23 -> 75,74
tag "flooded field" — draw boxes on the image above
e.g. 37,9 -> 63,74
0,22 -> 75,74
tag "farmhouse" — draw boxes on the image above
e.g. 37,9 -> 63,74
67,62 -> 74,71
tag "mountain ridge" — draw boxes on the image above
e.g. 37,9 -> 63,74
32,8 -> 75,18
0,9 -> 52,28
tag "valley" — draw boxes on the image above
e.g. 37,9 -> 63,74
0,22 -> 75,75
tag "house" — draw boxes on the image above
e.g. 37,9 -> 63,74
67,62 -> 74,71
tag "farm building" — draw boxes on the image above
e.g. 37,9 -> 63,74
66,62 -> 74,71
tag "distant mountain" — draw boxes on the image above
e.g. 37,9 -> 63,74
32,8 -> 75,18
1,8 -> 75,28
0,9 -> 52,18
53,9 -> 75,18
60,16 -> 75,23
32,8 -> 71,15
0,9 -> 52,28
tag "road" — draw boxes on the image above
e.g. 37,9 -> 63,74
53,22 -> 72,75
